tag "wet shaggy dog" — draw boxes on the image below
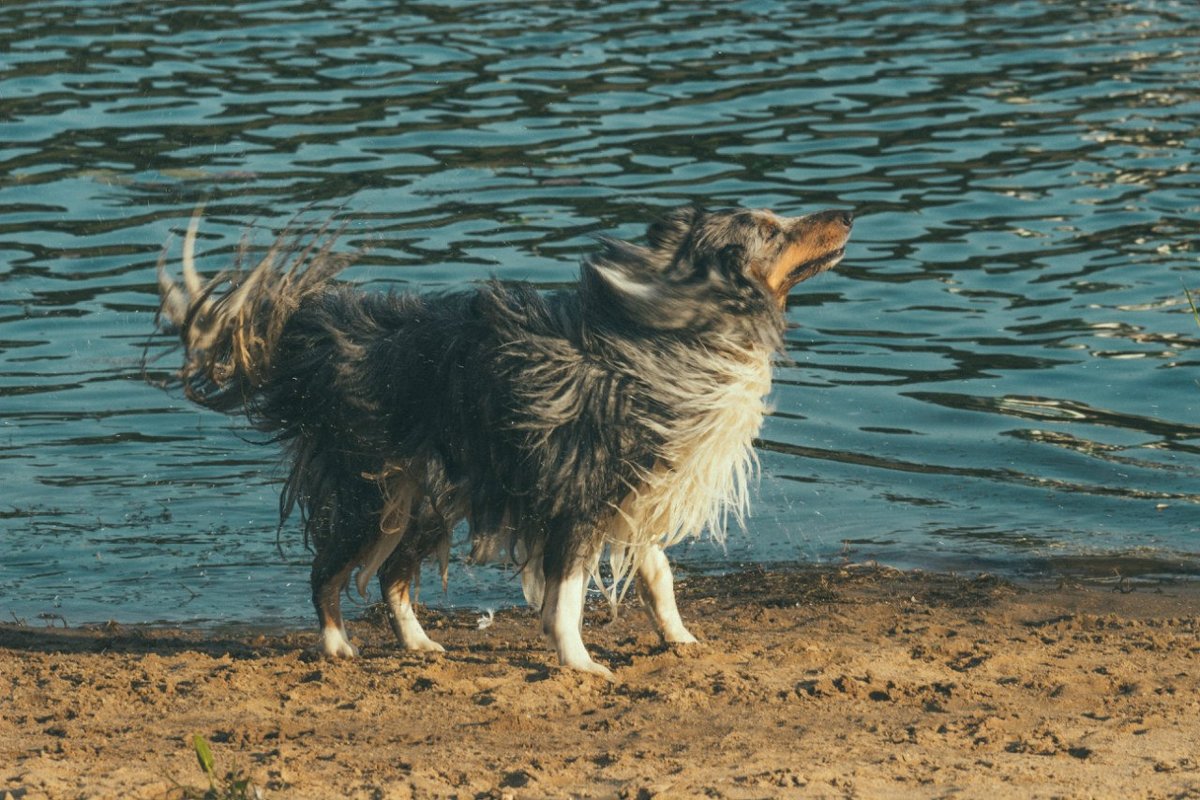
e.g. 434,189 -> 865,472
156,205 -> 852,677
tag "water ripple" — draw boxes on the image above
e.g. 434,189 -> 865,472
1,0 -> 1197,623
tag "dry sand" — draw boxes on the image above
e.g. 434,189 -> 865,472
2,565 -> 1198,799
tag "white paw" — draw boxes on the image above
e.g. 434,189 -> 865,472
561,655 -> 616,681
319,627 -> 359,659
395,616 -> 446,653
664,627 -> 700,645
404,637 -> 446,654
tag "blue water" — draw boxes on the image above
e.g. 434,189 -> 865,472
1,0 -> 1197,626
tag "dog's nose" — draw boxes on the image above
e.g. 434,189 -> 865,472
839,211 -> 854,229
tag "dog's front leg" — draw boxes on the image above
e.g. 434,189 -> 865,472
636,544 -> 698,644
540,568 -> 614,680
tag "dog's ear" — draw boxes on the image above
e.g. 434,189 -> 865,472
646,205 -> 701,253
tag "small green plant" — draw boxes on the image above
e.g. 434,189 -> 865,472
170,734 -> 261,800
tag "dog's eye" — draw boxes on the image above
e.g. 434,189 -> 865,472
758,220 -> 781,241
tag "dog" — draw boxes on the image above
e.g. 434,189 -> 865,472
155,204 -> 852,677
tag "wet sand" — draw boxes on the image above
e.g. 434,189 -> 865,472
2,565 -> 1198,799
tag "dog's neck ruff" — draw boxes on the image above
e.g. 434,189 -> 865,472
603,336 -> 773,596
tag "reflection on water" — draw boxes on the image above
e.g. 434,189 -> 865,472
1,0 -> 1197,624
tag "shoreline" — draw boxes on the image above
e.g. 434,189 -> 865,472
10,550 -> 1199,636
3,564 -> 1198,798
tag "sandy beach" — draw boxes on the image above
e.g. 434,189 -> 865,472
2,565 -> 1198,799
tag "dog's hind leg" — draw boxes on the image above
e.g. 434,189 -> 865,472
541,566 -> 613,680
378,550 -> 445,653
636,544 -> 698,645
309,491 -> 382,659
312,549 -> 359,658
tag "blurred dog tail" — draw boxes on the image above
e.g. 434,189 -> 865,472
155,208 -> 354,415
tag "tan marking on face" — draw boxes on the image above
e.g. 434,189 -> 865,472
756,211 -> 851,307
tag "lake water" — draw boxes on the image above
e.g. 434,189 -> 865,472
2,0 -> 1197,626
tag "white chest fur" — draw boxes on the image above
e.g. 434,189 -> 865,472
603,344 -> 773,590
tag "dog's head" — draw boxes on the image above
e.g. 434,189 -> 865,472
583,205 -> 852,335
